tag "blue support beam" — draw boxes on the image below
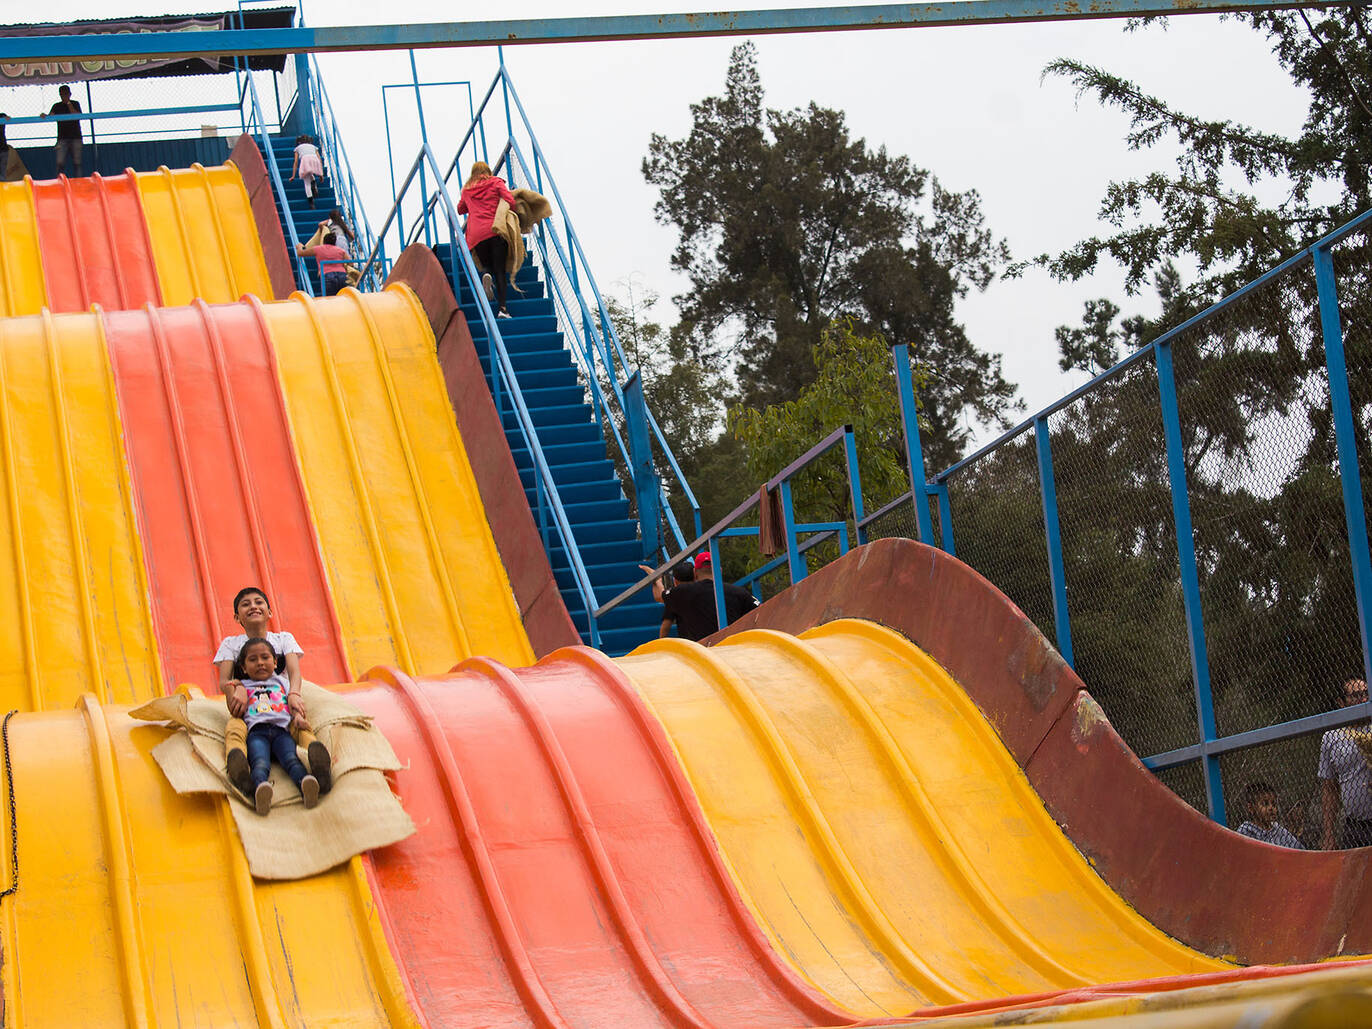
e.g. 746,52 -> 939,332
892,344 -> 935,544
624,371 -> 665,561
1313,245 -> 1372,690
1034,416 -> 1074,668
1155,341 -> 1226,825
0,1 -> 1340,61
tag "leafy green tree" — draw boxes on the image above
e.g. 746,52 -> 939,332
729,322 -> 924,580
644,41 -> 1017,468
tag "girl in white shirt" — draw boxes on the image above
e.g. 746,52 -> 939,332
231,637 -> 321,814
290,134 -> 325,209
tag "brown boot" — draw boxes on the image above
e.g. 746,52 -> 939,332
306,741 -> 332,794
227,747 -> 252,797
254,780 -> 273,816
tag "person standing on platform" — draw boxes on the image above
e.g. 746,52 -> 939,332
43,85 -> 83,178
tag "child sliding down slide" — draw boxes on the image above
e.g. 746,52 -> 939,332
232,638 -> 321,815
215,586 -> 331,798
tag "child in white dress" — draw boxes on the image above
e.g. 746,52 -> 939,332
290,134 -> 325,209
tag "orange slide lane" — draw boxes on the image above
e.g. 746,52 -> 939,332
31,173 -> 162,312
351,648 -> 851,1028
102,300 -> 350,691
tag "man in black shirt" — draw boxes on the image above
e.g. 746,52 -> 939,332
640,551 -> 760,642
44,86 -> 83,177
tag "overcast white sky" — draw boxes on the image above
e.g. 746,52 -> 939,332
32,2 -> 1318,454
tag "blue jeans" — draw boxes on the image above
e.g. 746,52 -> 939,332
54,139 -> 82,177
246,724 -> 307,788
322,270 -> 347,296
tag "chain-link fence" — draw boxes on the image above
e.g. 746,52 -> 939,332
814,213 -> 1372,844
943,428 -> 1055,640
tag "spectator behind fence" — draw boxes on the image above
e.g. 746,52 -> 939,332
457,161 -> 516,320
637,551 -> 759,642
42,85 -> 82,177
639,560 -> 695,639
1320,677 -> 1372,848
296,231 -> 350,297
1235,781 -> 1303,848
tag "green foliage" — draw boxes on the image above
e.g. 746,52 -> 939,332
729,322 -> 921,574
643,41 -> 1017,467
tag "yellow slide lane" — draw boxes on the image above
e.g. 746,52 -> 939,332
0,180 -> 47,316
0,696 -> 421,1028
261,285 -> 535,674
618,619 -> 1227,1019
135,164 -> 274,305
0,310 -> 159,712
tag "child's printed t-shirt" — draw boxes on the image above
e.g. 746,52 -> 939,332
244,673 -> 292,730
213,631 -> 304,666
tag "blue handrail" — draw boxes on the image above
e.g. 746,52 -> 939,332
243,68 -> 313,296
496,68 -> 702,553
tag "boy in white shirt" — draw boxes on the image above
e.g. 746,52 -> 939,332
215,586 -> 331,798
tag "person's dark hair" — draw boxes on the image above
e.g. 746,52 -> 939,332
232,636 -> 278,680
328,207 -> 356,243
672,561 -> 694,584
295,134 -> 312,144
58,85 -> 71,97
1242,781 -> 1276,807
322,231 -> 337,246
232,586 -> 270,613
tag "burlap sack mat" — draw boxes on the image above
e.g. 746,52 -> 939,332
131,683 -> 415,881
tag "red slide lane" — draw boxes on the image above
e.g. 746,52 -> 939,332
103,301 -> 349,691
353,652 -> 852,1028
32,172 -> 161,312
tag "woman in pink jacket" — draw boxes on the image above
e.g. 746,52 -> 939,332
457,161 -> 517,319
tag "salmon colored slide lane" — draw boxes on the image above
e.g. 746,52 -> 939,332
101,301 -> 349,692
353,650 -> 850,1028
31,173 -> 162,312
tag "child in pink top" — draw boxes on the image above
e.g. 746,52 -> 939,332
296,231 -> 350,296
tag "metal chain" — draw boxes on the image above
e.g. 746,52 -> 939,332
0,710 -> 17,900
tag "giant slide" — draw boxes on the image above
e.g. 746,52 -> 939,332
0,156 -> 1368,1028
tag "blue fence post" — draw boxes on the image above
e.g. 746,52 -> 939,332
709,537 -> 727,632
1314,246 -> 1372,688
933,483 -> 955,556
623,371 -> 663,561
1034,416 -> 1075,668
1155,341 -> 1225,824
408,50 -> 433,248
778,478 -> 807,583
292,53 -> 316,136
842,426 -> 867,546
891,344 -> 935,543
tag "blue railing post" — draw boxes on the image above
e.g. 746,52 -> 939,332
624,371 -> 664,560
709,537 -> 727,632
1155,341 -> 1225,824
293,53 -> 316,136
842,426 -> 867,545
933,484 -> 955,556
892,344 -> 935,543
779,479 -> 807,583
408,51 -> 434,248
1314,246 -> 1372,688
1034,416 -> 1075,667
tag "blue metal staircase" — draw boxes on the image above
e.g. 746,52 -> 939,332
432,244 -> 665,655
261,134 -> 340,296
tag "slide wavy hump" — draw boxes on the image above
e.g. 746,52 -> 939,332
261,286 -> 534,673
0,698 -> 422,1028
0,179 -> 47,316
351,649 -> 847,1028
31,172 -> 161,312
618,619 -> 1225,1018
134,163 -> 274,305
714,537 -> 1372,966
0,310 -> 158,711
101,300 -> 349,693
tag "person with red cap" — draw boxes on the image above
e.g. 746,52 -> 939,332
639,550 -> 760,641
